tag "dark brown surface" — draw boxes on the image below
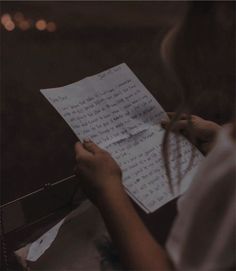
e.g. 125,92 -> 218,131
1,1 -> 235,268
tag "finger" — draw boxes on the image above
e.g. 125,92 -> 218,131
75,142 -> 92,161
167,112 -> 189,120
162,120 -> 188,131
83,139 -> 104,154
171,120 -> 189,132
161,119 -> 169,128
166,112 -> 175,118
74,164 -> 82,177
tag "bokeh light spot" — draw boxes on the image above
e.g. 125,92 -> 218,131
5,20 -> 15,31
1,13 -> 11,25
14,12 -> 24,22
19,20 -> 31,31
46,21 -> 57,32
35,19 -> 47,31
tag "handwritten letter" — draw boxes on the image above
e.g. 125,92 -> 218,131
41,64 -> 203,213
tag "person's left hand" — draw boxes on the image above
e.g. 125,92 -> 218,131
74,139 -> 123,204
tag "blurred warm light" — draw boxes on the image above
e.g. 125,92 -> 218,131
19,20 -> 31,31
13,12 -> 24,22
1,13 -> 11,25
46,21 -> 56,32
35,19 -> 47,31
1,13 -> 57,33
4,20 -> 15,31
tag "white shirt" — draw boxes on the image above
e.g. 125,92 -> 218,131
166,125 -> 236,271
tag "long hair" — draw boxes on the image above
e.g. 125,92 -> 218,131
160,1 -> 235,193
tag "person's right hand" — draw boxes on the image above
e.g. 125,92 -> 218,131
161,112 -> 221,155
74,139 -> 123,205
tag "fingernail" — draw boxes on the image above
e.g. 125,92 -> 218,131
83,138 -> 91,143
161,120 -> 167,127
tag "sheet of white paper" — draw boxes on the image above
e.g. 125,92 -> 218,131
16,201 -> 117,270
41,63 -> 203,213
26,200 -> 91,262
41,64 -> 166,148
27,218 -> 65,261
106,125 -> 203,212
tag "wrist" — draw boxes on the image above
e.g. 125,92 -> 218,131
96,179 -> 126,208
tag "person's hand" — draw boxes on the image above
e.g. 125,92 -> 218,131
74,139 -> 123,204
161,112 -> 221,154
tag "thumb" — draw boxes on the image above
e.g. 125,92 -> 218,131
83,139 -> 103,154
75,142 -> 92,161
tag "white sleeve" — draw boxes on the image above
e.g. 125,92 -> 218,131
166,127 -> 236,271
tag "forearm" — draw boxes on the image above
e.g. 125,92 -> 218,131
97,181 -> 172,271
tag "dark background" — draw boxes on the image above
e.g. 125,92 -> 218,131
0,1 -> 235,267
1,1 -> 189,204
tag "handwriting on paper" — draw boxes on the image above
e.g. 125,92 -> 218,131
43,67 -> 166,148
106,126 -> 202,212
41,63 -> 203,213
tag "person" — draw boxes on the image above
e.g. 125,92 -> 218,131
74,114 -> 235,270
74,2 -> 235,270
